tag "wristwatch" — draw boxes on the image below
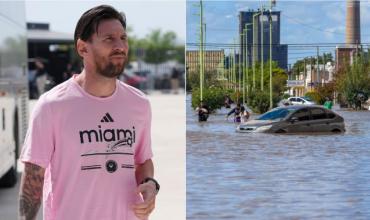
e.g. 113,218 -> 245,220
141,177 -> 160,193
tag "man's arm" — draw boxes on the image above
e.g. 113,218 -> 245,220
19,162 -> 45,220
133,159 -> 157,220
135,158 -> 154,187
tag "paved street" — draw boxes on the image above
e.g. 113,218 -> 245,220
0,93 -> 185,220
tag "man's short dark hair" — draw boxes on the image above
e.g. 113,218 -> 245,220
74,5 -> 126,51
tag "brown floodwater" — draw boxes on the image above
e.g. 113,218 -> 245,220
187,95 -> 370,220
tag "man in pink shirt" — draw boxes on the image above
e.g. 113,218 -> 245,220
18,5 -> 159,220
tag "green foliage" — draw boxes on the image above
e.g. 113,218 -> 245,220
292,53 -> 334,78
249,91 -> 270,113
304,84 -> 335,105
191,87 -> 229,111
282,93 -> 290,99
335,55 -> 370,107
186,69 -> 223,91
127,28 -> 184,64
316,83 -> 335,104
305,91 -> 323,104
143,29 -> 176,64
189,60 -> 288,114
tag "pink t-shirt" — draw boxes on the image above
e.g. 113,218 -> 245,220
20,76 -> 153,220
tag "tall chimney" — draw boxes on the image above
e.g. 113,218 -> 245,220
346,0 -> 361,45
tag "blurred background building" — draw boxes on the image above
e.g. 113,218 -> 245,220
239,10 -> 288,70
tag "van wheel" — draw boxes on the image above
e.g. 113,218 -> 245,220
275,129 -> 287,133
0,167 -> 17,188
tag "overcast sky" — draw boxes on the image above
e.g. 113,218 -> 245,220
25,0 -> 186,43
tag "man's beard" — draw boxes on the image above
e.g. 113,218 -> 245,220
93,51 -> 126,78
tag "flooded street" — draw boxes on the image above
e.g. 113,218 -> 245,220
187,95 -> 370,220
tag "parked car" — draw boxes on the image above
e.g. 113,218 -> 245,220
287,96 -> 316,105
236,105 -> 345,133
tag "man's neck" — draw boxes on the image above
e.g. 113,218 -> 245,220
75,69 -> 117,98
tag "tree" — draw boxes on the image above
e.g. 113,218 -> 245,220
127,28 -> 184,64
335,54 -> 370,108
292,53 -> 334,79
144,29 -> 177,64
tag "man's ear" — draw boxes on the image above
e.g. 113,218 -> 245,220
76,39 -> 88,58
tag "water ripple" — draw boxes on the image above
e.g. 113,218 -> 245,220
187,96 -> 370,220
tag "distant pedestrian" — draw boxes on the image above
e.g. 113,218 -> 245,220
323,97 -> 333,110
226,103 -> 244,123
224,95 -> 233,108
170,67 -> 180,94
196,101 -> 209,122
34,58 -> 48,97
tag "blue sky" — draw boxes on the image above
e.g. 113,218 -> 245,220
187,0 -> 370,65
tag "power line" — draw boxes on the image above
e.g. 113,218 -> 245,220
280,13 -> 370,37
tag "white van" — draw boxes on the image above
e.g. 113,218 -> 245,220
0,1 -> 29,187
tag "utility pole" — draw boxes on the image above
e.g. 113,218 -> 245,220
310,56 -> 313,91
227,51 -> 231,89
303,58 -> 306,94
252,11 -> 260,90
241,32 -> 245,105
323,53 -> 326,84
261,5 -> 264,91
316,46 -> 319,88
238,35 -> 242,94
233,38 -> 237,92
243,23 -> 252,105
203,23 -> 206,82
268,0 -> 276,109
269,1 -> 274,109
198,0 -> 204,101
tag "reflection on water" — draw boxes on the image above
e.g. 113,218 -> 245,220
187,95 -> 370,220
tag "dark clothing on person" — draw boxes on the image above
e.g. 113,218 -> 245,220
224,96 -> 234,108
227,105 -> 245,123
197,104 -> 209,122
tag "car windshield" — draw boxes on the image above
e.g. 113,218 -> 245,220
257,108 -> 295,120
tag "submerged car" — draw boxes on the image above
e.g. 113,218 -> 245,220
237,105 -> 345,133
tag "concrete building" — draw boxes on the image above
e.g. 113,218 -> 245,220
186,50 -> 224,73
239,10 -> 288,70
287,62 -> 335,96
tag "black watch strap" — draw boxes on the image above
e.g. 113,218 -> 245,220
141,177 -> 160,193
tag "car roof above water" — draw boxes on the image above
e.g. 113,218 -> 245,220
276,105 -> 328,111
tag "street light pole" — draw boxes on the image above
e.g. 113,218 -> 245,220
203,23 -> 206,83
241,32 -> 245,104
244,23 -> 252,104
269,10 -> 273,109
269,0 -> 276,109
238,35 -> 242,95
199,0 -> 204,101
233,38 -> 237,92
261,5 -> 264,91
252,11 -> 260,91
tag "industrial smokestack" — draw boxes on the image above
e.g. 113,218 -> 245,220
346,0 -> 361,45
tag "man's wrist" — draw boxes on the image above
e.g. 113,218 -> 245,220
141,177 -> 160,193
